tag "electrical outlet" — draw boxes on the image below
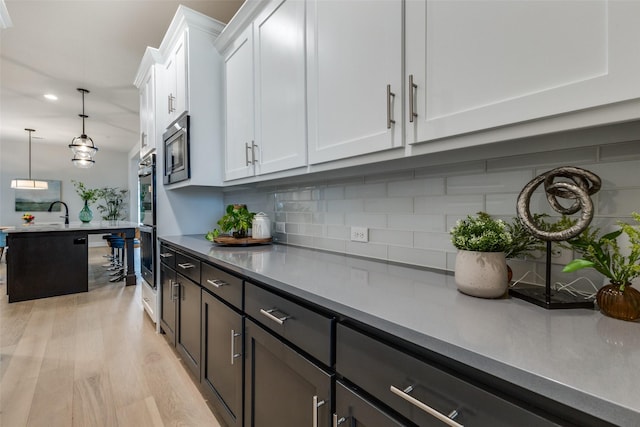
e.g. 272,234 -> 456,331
551,246 -> 574,265
350,226 -> 369,242
275,222 -> 286,233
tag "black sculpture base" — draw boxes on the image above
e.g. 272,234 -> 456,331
509,286 -> 594,310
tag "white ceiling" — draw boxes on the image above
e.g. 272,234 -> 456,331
0,0 -> 243,154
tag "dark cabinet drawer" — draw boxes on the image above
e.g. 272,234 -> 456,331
175,251 -> 201,284
336,380 -> 410,426
159,243 -> 176,268
245,281 -> 334,367
336,324 -> 559,427
201,262 -> 243,310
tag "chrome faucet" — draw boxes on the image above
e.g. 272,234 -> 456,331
48,201 -> 69,225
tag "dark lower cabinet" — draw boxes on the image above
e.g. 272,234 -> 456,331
176,273 -> 201,379
245,319 -> 332,427
335,381 -> 411,427
160,262 -> 177,345
201,290 -> 243,427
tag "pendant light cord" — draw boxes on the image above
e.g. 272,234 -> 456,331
26,128 -> 35,180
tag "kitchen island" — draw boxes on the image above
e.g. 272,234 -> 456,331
5,221 -> 139,303
161,234 -> 639,427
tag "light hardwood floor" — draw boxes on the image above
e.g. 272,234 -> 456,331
0,247 -> 222,427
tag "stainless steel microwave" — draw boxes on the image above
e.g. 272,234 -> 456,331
163,112 -> 190,185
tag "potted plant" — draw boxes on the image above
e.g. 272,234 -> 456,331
206,204 -> 255,240
72,180 -> 99,223
563,213 -> 640,321
450,212 -> 512,298
95,187 -> 129,222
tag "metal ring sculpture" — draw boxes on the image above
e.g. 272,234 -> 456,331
516,166 -> 601,241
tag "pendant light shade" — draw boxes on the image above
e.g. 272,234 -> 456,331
69,88 -> 98,167
11,129 -> 48,190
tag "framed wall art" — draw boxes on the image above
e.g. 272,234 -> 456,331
14,180 -> 62,211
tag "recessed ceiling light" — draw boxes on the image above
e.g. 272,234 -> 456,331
44,94 -> 58,101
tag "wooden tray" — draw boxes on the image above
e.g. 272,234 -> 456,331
213,236 -> 272,246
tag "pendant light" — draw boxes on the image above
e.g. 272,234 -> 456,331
11,129 -> 48,190
69,88 -> 98,168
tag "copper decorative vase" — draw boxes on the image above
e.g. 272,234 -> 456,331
596,284 -> 640,321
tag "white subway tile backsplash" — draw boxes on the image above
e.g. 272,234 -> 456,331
598,189 -> 640,216
583,161 -> 640,189
486,194 -> 519,216
224,139 -> 640,274
369,229 -> 413,247
387,214 -> 445,232
387,177 -> 445,197
344,182 -> 387,199
414,232 -> 454,251
415,195 -> 484,214
364,197 -> 413,213
446,170 -> 533,194
345,213 -> 387,228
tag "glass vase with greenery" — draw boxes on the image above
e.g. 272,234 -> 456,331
96,187 -> 129,221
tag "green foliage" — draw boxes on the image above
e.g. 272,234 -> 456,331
71,180 -> 99,203
504,214 -> 574,259
206,204 -> 255,240
563,212 -> 640,289
95,187 -> 129,221
450,212 -> 512,253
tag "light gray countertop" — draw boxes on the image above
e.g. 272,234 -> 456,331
161,234 -> 640,426
4,221 -> 140,234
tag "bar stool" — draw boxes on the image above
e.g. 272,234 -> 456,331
108,236 -> 125,282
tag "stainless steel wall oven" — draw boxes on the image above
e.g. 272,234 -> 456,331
138,153 -> 158,322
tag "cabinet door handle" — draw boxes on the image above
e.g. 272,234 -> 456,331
168,93 -> 176,113
312,395 -> 325,427
178,262 -> 195,269
259,308 -> 290,325
390,385 -> 463,427
387,84 -> 396,129
251,141 -> 258,164
206,279 -> 227,288
230,329 -> 242,365
245,142 -> 251,166
332,414 -> 346,427
409,74 -> 418,123
171,281 -> 180,301
160,252 -> 173,258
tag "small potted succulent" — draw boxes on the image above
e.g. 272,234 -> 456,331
563,213 -> 640,321
206,204 -> 255,240
450,212 -> 512,298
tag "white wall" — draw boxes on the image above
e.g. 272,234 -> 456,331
1,135 -> 131,226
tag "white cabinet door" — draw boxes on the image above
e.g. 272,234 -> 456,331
224,25 -> 255,181
139,69 -> 156,157
406,0 -> 640,144
307,0 -> 402,165
164,33 -> 188,126
254,0 -> 307,175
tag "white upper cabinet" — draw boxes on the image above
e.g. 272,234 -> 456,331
134,47 -> 161,158
163,34 -> 188,127
224,25 -> 255,181
155,6 -> 225,187
406,0 -> 640,144
254,0 -> 307,176
306,0 -> 403,165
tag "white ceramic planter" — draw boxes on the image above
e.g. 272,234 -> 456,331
454,250 -> 509,298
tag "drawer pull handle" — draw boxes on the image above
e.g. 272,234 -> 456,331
231,329 -> 241,365
332,414 -> 346,427
259,308 -> 290,325
312,395 -> 325,427
159,253 -> 173,258
178,262 -> 195,269
390,385 -> 463,427
206,279 -> 227,288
